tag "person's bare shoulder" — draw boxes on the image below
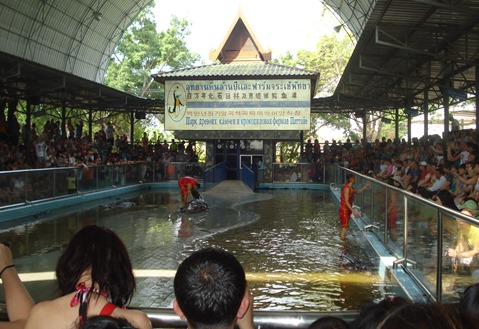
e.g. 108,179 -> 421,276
25,297 -> 75,329
25,301 -> 54,329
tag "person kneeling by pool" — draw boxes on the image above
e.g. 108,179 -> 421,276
178,176 -> 201,212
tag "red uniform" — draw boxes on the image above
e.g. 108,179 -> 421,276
178,176 -> 198,197
339,185 -> 354,228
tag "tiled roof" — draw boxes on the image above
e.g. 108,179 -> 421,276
153,62 -> 319,81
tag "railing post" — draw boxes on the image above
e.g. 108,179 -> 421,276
436,210 -> 443,303
392,196 -> 410,269
53,170 -> 56,198
24,171 -> 28,203
384,188 -> 389,243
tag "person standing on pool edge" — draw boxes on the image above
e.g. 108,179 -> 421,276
339,173 -> 367,240
178,176 -> 200,212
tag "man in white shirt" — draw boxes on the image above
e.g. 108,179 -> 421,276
419,167 -> 447,199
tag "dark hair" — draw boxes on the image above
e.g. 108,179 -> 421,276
350,297 -> 410,329
55,225 -> 135,306
308,316 -> 349,329
376,302 -> 467,329
434,190 -> 459,211
195,183 -> 201,189
346,173 -> 354,181
174,247 -> 246,328
460,283 -> 479,321
81,316 -> 134,329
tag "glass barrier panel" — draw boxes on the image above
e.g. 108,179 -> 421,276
0,172 -> 26,206
53,168 -> 76,198
300,163 -> 311,183
323,164 -> 336,184
109,164 -> 126,187
405,197 -> 438,297
385,185 -> 405,255
142,163 -> 155,182
164,163 -> 177,181
27,170 -> 55,201
360,179 -> 374,227
77,164 -> 98,193
95,165 -> 112,189
184,162 -> 204,179
370,180 -> 387,242
153,163 -> 165,181
125,163 -> 139,185
440,214 -> 479,303
273,164 -> 302,183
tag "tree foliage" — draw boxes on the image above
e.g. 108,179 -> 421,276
104,3 -> 201,142
272,34 -> 355,161
105,5 -> 201,99
273,34 -> 354,144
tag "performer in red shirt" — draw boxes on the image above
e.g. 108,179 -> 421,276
178,176 -> 201,211
339,173 -> 367,240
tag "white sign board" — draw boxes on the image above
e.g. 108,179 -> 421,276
164,80 -> 311,131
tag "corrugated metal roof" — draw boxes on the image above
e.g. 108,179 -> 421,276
153,62 -> 319,81
325,0 -> 376,40
323,0 -> 479,115
0,0 -> 150,83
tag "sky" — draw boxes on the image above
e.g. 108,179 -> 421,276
152,0 -> 341,63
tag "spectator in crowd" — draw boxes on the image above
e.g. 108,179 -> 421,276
173,247 -> 254,329
418,166 -> 447,199
25,225 -> 151,329
0,243 -> 34,329
459,282 -> 479,322
446,208 -> 479,275
375,302 -> 467,329
80,316 -> 134,329
308,316 -> 349,329
454,160 -> 479,199
450,115 -> 460,131
350,296 -> 410,329
451,164 -> 467,199
432,190 -> 459,211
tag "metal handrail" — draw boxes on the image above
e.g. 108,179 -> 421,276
338,166 -> 479,302
241,162 -> 255,190
142,308 -> 359,328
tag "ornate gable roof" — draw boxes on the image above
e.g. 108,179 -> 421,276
209,8 -> 271,63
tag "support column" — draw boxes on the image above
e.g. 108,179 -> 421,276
444,89 -> 450,141
424,89 -> 429,139
130,111 -> 135,144
362,111 -> 367,146
300,131 -> 304,153
395,108 -> 399,141
25,99 -> 32,165
61,103 -> 66,138
362,110 -> 367,166
263,140 -> 273,183
407,114 -> 412,145
476,66 -> 479,143
88,109 -> 93,142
